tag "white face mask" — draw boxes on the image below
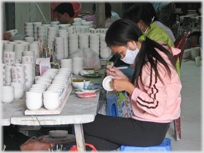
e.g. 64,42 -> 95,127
121,42 -> 139,64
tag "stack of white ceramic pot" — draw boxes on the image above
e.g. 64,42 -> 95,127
29,42 -> 40,58
58,30 -> 69,58
69,34 -> 78,53
79,34 -> 89,49
60,59 -> 72,69
26,68 -> 72,111
24,22 -> 33,37
67,26 -> 77,35
1,86 -> 14,103
25,37 -> 35,44
51,21 -> 60,30
54,37 -> 64,60
21,51 -> 35,90
11,82 -> 25,99
3,51 -> 15,66
5,65 -> 13,86
14,43 -> 26,63
2,66 -> 6,86
90,34 -> 100,55
33,22 -> 42,41
47,27 -> 58,49
59,24 -> 71,31
37,25 -> 47,46
72,57 -> 83,75
11,64 -> 25,85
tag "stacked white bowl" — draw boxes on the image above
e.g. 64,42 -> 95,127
26,91 -> 43,110
59,24 -> 70,31
80,26 -> 89,34
1,86 -> 14,103
37,25 -> 47,47
41,68 -> 58,80
67,26 -> 77,35
2,40 -> 9,49
2,68 -> 6,86
72,57 -> 83,75
25,68 -> 72,110
21,52 -> 35,90
24,22 -> 33,37
58,30 -> 69,58
51,21 -> 59,26
33,22 -> 42,41
54,37 -> 64,60
47,27 -> 58,49
20,41 -> 30,51
89,28 -> 99,34
79,34 -> 89,49
69,34 -> 78,53
3,51 -> 15,66
29,42 -> 40,58
73,18 -> 82,32
11,82 -> 25,99
14,43 -> 25,63
60,59 -> 72,69
4,43 -> 14,52
82,21 -> 92,28
11,64 -> 25,85
90,34 -> 100,55
22,63 -> 34,86
25,37 -> 34,44
5,65 -> 13,86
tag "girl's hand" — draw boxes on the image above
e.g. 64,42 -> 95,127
105,65 -> 129,81
110,79 -> 135,94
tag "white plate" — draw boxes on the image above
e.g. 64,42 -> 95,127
102,76 -> 114,91
49,130 -> 68,138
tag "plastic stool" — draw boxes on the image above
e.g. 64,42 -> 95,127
106,93 -> 118,117
120,138 -> 171,151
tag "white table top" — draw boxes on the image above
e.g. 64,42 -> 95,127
2,70 -> 105,126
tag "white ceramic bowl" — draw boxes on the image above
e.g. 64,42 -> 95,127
102,76 -> 114,91
1,91 -> 14,103
31,84 -> 47,90
14,88 -> 24,99
72,79 -> 90,89
43,98 -> 59,110
1,86 -> 14,93
26,91 -> 42,100
43,91 -> 59,100
11,82 -> 24,89
49,130 -> 68,138
26,99 -> 42,110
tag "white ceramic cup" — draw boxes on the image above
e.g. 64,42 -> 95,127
102,76 -> 115,91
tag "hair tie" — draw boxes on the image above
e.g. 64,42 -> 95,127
151,16 -> 155,23
138,35 -> 146,42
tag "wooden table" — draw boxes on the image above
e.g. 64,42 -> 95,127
2,70 -> 105,151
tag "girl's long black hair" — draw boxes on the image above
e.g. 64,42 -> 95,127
105,19 -> 176,87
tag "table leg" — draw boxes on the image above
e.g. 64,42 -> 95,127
74,124 -> 86,151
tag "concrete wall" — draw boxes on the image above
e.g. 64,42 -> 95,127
15,2 -> 51,36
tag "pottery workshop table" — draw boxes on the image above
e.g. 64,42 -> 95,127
2,69 -> 105,152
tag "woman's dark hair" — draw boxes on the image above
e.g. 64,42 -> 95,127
92,3 -> 112,18
123,2 -> 169,27
105,19 -> 176,86
53,2 -> 75,17
123,3 -> 153,27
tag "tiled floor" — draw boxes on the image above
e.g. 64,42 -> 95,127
165,59 -> 202,151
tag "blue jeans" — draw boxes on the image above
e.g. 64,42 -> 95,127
117,65 -> 134,79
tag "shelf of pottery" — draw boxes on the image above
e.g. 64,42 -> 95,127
1,18 -> 112,102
